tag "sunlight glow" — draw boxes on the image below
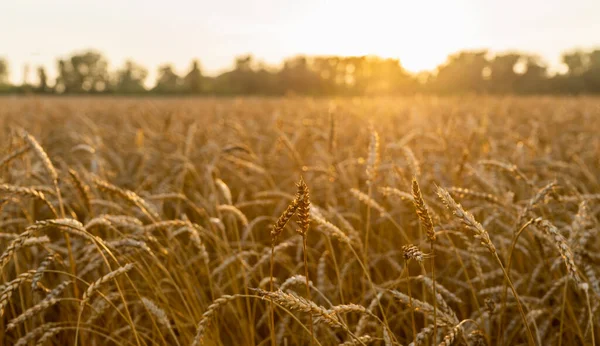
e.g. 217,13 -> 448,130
285,0 -> 481,72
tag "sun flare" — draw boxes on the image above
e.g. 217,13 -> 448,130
288,0 -> 479,72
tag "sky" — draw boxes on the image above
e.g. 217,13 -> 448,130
1,0 -> 600,84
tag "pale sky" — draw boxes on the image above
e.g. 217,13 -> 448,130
1,0 -> 599,84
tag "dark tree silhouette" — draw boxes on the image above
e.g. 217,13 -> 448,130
563,51 -> 587,76
516,55 -> 548,93
153,64 -> 181,94
489,53 -> 521,93
183,60 -> 203,94
115,60 -> 148,94
433,51 -> 489,93
0,58 -> 8,85
213,55 -> 265,94
37,67 -> 48,93
279,56 -> 321,95
2,47 -> 600,95
584,50 -> 600,92
55,51 -> 109,93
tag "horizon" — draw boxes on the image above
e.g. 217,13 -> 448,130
2,0 -> 600,84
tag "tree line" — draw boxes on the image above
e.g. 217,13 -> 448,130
1,48 -> 600,95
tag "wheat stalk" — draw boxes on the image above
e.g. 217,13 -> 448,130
366,129 -> 380,185
192,294 -> 242,346
81,263 -> 135,307
1,270 -> 36,317
7,281 -> 71,330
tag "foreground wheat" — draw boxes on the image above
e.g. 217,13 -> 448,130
0,97 -> 598,345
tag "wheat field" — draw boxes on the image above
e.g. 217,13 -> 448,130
0,96 -> 599,345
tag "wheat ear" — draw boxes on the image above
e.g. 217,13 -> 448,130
412,178 -> 438,342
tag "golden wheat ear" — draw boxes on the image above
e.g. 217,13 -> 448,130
295,176 -> 310,236
271,198 -> 299,243
411,178 -> 435,242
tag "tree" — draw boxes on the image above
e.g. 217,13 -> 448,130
583,50 -> 600,92
489,53 -> 521,93
213,55 -> 262,94
311,57 -> 340,94
153,64 -> 181,94
235,55 -> 254,72
556,51 -> 587,93
55,60 -> 70,93
432,51 -> 489,93
55,50 -> 110,93
115,60 -> 148,94
37,67 -> 48,93
183,60 -> 203,94
562,51 -> 587,76
515,55 -> 548,93
279,56 -> 321,95
0,58 -> 8,85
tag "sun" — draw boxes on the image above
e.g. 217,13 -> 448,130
286,0 -> 479,73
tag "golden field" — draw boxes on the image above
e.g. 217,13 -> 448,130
0,96 -> 599,345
